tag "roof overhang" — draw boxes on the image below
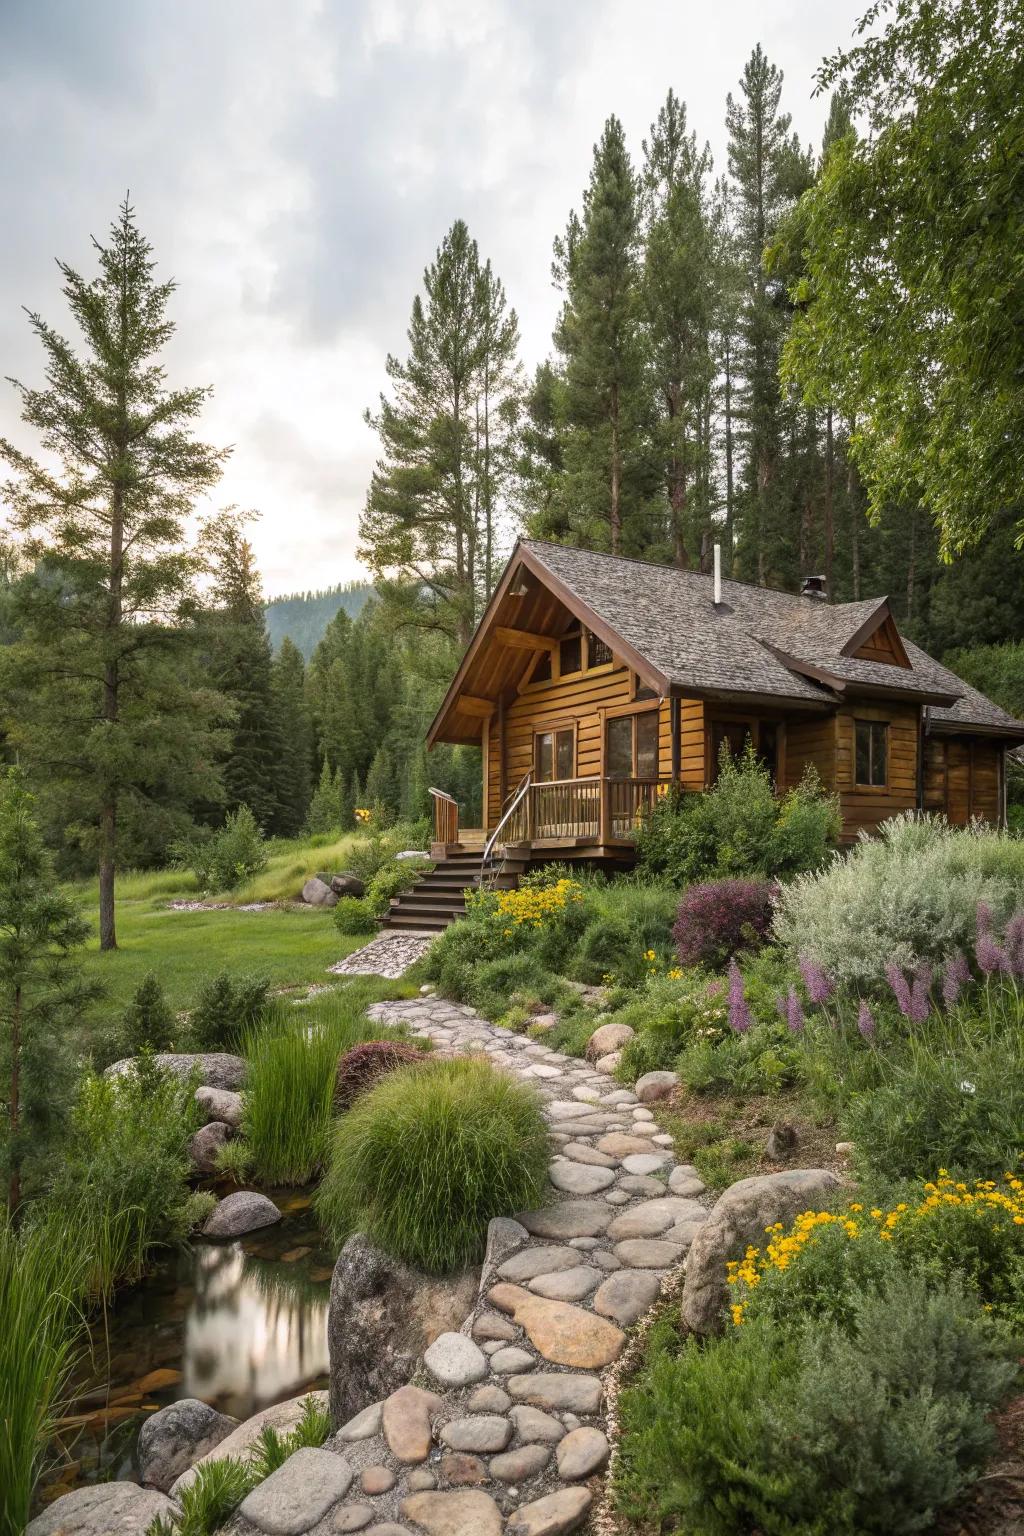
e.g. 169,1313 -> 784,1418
927,717 -> 1024,744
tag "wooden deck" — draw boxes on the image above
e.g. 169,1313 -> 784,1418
430,778 -> 670,864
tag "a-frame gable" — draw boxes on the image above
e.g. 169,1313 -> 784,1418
841,602 -> 912,669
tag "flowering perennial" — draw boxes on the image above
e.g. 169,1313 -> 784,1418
494,877 -> 582,933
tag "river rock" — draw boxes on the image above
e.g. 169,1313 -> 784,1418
137,1397 -> 239,1491
634,1070 -> 679,1102
194,1085 -> 244,1128
607,1196 -> 707,1241
440,1414 -> 512,1453
547,1160 -> 615,1195
170,1392 -> 328,1496
329,872 -> 365,896
487,1282 -> 625,1368
302,875 -> 338,907
238,1446 -> 353,1534
400,1490 -> 504,1536
612,1238 -> 681,1267
328,1233 -> 479,1423
26,1483 -> 177,1536
381,1384 -> 443,1463
509,1405 -> 566,1443
592,1268 -> 662,1326
585,1022 -> 635,1060
423,1332 -> 488,1387
490,1443 -> 551,1481
105,1052 -> 246,1091
517,1202 -> 611,1240
202,1190 -> 281,1239
681,1168 -> 844,1336
506,1486 -> 593,1536
529,1265 -> 599,1301
556,1426 -> 610,1479
188,1120 -> 230,1174
507,1373 -> 603,1413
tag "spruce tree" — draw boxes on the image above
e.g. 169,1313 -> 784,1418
306,756 -> 342,835
0,772 -> 95,1214
0,199 -> 227,947
270,637 -> 314,836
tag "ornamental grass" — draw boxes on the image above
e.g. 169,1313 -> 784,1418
316,1055 -> 550,1273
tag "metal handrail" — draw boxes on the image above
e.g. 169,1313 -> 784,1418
480,771 -> 532,889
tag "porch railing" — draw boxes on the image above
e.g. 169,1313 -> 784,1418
498,776 -> 674,846
429,786 -> 459,847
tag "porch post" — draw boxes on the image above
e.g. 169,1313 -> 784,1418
670,696 -> 681,782
498,692 -> 508,807
481,716 -> 491,833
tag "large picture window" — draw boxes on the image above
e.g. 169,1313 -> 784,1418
855,720 -> 888,787
606,710 -> 659,779
535,726 -> 575,782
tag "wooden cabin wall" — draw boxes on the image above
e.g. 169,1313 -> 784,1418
835,702 -> 918,837
782,717 -> 837,793
923,736 -> 1002,825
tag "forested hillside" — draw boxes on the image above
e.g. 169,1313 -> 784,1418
264,582 -> 373,658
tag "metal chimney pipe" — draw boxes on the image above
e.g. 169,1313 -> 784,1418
713,543 -> 722,605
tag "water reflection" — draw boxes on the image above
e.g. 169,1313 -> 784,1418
54,1196 -> 332,1494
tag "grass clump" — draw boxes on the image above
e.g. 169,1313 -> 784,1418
317,1055 -> 550,1273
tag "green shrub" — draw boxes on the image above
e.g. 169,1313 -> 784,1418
317,1056 -> 550,1273
148,1456 -> 257,1536
242,997 -> 386,1184
172,805 -> 268,893
616,972 -> 726,1077
248,1395 -> 330,1477
615,1271 -> 1014,1536
676,1023 -> 802,1098
333,896 -> 378,935
212,1139 -> 253,1185
120,973 -> 177,1055
345,831 -> 414,885
51,1056 -> 203,1295
365,859 -> 431,919
0,1210 -> 88,1536
636,749 -> 839,886
775,812 -> 1024,989
465,951 -> 570,1022
567,879 -> 677,985
189,972 -> 270,1052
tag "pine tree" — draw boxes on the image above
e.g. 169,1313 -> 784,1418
270,637 -> 314,836
361,221 -> 521,648
0,199 -> 227,947
0,772 -> 95,1214
306,756 -> 342,835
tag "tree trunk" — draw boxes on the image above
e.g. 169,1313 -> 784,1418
100,482 -> 124,951
724,336 -> 735,556
610,384 -> 622,554
847,429 -> 860,601
667,388 -> 689,567
8,983 -> 20,1217
824,405 -> 835,600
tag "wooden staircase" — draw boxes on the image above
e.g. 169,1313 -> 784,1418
381,846 -> 524,933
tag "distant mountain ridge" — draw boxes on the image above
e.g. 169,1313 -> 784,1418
264,581 -> 373,658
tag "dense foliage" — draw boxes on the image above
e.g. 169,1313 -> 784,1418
673,879 -> 775,969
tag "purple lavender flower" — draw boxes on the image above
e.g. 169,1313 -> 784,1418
885,962 -> 912,1018
975,930 -> 1006,977
1003,911 -> 1024,978
785,985 -> 805,1034
976,900 -> 994,935
798,955 -> 834,1005
727,959 -> 751,1035
908,962 -> 932,1024
775,992 -> 788,1023
857,1000 -> 876,1041
942,950 -> 971,1008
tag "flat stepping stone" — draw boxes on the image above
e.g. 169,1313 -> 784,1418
507,1373 -> 603,1413
336,1401 -> 383,1441
440,1414 -> 512,1453
382,1384 -> 442,1463
490,1442 -> 552,1481
333,1506 -> 373,1531
593,1269 -> 662,1326
617,1174 -> 665,1196
498,1244 -> 579,1282
424,1332 -> 488,1387
440,1452 -> 488,1486
548,1161 -> 615,1195
472,1310 -> 517,1341
400,1490 -> 503,1536
595,1132 -> 657,1159
490,1345 -> 536,1374
556,1425 -> 610,1479
518,1202 -> 611,1240
505,1486 -> 592,1535
669,1166 -> 707,1196
613,1238 -> 682,1268
621,1152 -> 669,1175
509,1405 -> 566,1443
605,1189 -> 630,1205
607,1196 -> 707,1241
560,1141 -> 615,1166
488,1283 -> 625,1368
466,1384 -> 510,1413
360,1465 -> 395,1495
237,1447 -> 353,1535
528,1265 -> 599,1301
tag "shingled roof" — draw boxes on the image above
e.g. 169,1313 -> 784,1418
518,541 -> 1024,736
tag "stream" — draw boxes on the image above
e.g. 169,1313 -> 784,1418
46,1191 -> 333,1503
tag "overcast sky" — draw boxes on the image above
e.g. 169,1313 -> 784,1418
0,0 -> 866,596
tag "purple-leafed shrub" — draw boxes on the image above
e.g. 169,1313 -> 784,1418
672,878 -> 775,971
333,1039 -> 425,1111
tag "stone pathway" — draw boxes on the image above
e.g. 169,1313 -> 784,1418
331,932 -> 435,979
221,996 -> 707,1536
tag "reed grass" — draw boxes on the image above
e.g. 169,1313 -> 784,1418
0,1210 -> 89,1536
316,1055 -> 551,1273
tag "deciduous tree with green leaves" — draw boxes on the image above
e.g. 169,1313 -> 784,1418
0,198 -> 228,948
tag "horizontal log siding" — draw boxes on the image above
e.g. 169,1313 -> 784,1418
782,716 -> 836,793
836,702 -> 918,837
679,698 -> 706,789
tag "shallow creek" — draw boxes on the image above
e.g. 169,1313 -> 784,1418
47,1191 -> 332,1501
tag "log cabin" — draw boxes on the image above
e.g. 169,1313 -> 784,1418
386,541 -> 1024,930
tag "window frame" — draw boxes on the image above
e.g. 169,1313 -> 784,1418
604,705 -> 661,780
534,722 -> 577,783
854,718 -> 889,789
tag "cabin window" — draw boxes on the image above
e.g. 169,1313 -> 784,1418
855,720 -> 888,787
535,726 -> 575,782
559,632 -> 582,676
606,710 -> 659,779
586,629 -> 613,668
530,649 -> 552,684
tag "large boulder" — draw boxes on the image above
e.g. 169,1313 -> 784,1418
302,876 -> 338,907
327,872 -> 365,897
188,1121 -> 230,1175
170,1391 -> 328,1497
137,1398 -> 239,1492
194,1085 -> 244,1128
681,1168 -> 844,1336
105,1053 -> 247,1092
328,1233 -> 480,1425
26,1483 -> 176,1536
201,1190 -> 281,1239
585,1022 -> 634,1061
